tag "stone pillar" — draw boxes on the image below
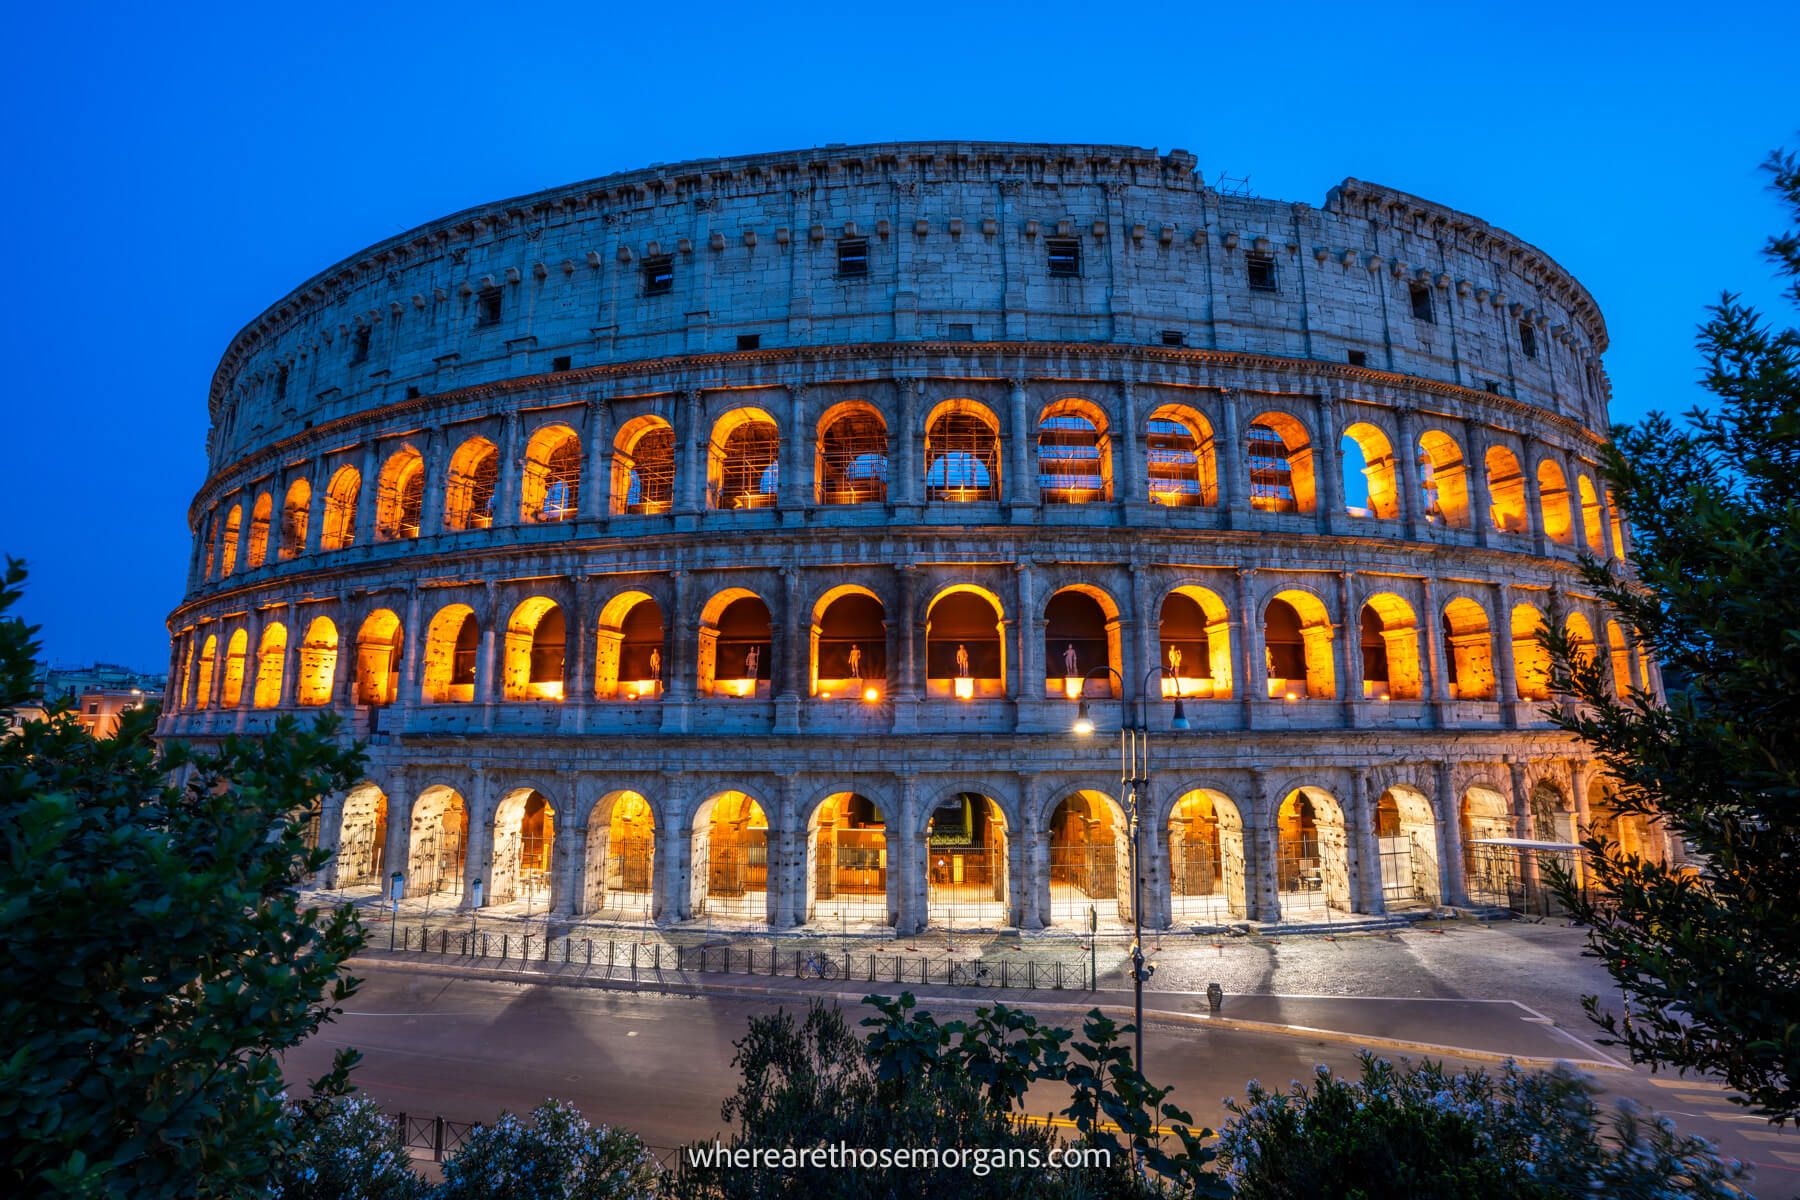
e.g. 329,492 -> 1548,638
1315,391 -> 1342,534
476,582 -> 500,729
556,825 -> 586,917
1018,774 -> 1047,930
1235,568 -> 1259,729
493,411 -> 522,528
779,383 -> 808,517
581,396 -> 613,524
893,774 -> 927,935
653,772 -> 689,923
1130,562 -> 1159,710
1007,377 -> 1036,520
302,471 -> 325,556
660,569 -> 693,733
459,771 -> 493,911
1218,389 -> 1248,528
1350,771 -> 1386,915
769,773 -> 801,928
1241,769 -> 1280,922
1509,759 -> 1541,900
894,378 -> 920,513
1421,575 -> 1447,723
1395,406 -> 1424,540
1117,379 -> 1143,511
1339,571 -> 1362,725
775,567 -> 803,734
1436,761 -> 1467,905
277,603 -> 299,708
1520,434 -> 1549,556
560,582 -> 589,732
396,589 -> 424,724
676,390 -> 704,516
415,429 -> 446,537
354,440 -> 381,545
1467,422 -> 1494,548
892,565 -> 920,732
1014,559 -> 1041,731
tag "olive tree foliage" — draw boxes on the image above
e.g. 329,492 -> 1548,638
1541,150 -> 1800,1123
0,559 -> 372,1196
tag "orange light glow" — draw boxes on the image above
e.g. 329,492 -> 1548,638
1062,676 -> 1082,701
821,690 -> 833,700
1285,691 -> 1299,702
954,677 -> 975,700
863,687 -> 880,702
734,679 -> 755,697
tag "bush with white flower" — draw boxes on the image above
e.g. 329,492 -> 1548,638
273,1094 -> 428,1200
436,1099 -> 660,1200
1215,1055 -> 1750,1199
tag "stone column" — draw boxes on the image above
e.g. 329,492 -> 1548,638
676,390 -> 704,516
1007,377 -> 1036,520
1395,406 -> 1424,540
1117,379 -> 1143,511
893,377 -> 920,513
1494,582 -> 1518,728
1241,769 -> 1280,921
418,428 -> 448,537
354,440 -> 381,545
556,825 -> 586,917
1017,774 -> 1047,930
775,567 -> 803,735
1235,568 -> 1259,729
779,383 -> 808,517
1350,771 -> 1386,915
1315,391 -> 1342,534
892,565 -> 920,732
1014,560 -> 1041,731
302,471 -> 326,556
660,569 -> 693,733
1509,759 -> 1541,901
477,582 -> 500,731
1421,575 -> 1447,723
561,581 -> 589,732
459,770 -> 493,911
1129,563 -> 1158,706
581,396 -> 613,524
1466,422 -> 1494,547
893,774 -> 927,935
1339,571 -> 1362,725
493,411 -> 522,528
277,603 -> 299,708
1218,389 -> 1249,528
1436,761 -> 1467,905
396,588 -> 424,725
1520,434 -> 1549,556
653,772 -> 689,923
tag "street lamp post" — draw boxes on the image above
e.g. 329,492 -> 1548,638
1071,664 -> 1188,1078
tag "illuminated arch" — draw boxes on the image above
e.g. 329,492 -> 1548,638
334,784 -> 388,888
503,597 -> 565,701
1340,422 -> 1398,520
407,784 -> 469,898
193,633 -> 217,708
924,791 -> 1009,926
296,616 -> 339,706
1485,446 -> 1528,536
1247,411 -> 1316,514
1275,786 -> 1352,916
1537,459 -> 1574,546
320,466 -> 360,550
1442,597 -> 1496,700
1159,585 -> 1234,699
1418,430 -> 1471,529
1144,404 -> 1218,507
354,609 -> 403,706
1046,788 -> 1131,925
596,590 -> 665,699
923,399 -> 1001,502
1374,786 -> 1441,907
925,585 -> 1006,698
1043,585 -> 1120,699
1263,589 -> 1335,700
580,790 -> 656,916
1167,789 -> 1247,919
247,492 -> 273,568
698,588 -> 772,698
812,585 -> 886,698
375,445 -> 425,540
1037,398 -> 1111,504
1606,620 -> 1633,699
1577,474 -> 1605,553
219,504 -> 243,577
521,424 -> 581,523
220,628 -> 248,707
1511,603 -> 1552,701
708,407 -> 780,510
443,436 -> 499,531
815,401 -> 889,505
279,478 -> 311,559
490,787 -> 556,907
1358,592 -> 1422,701
1565,612 -> 1597,675
253,621 -> 286,708
613,416 -> 675,515
692,789 -> 770,922
805,791 -> 890,926
421,604 -> 478,703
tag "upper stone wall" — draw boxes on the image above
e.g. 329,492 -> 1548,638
205,141 -> 1612,469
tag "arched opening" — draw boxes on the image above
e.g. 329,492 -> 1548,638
194,634 -> 217,708
296,617 -> 338,706
354,609 -> 403,706
1047,790 -> 1130,927
925,587 -> 1005,699
812,588 -> 886,699
1512,603 -> 1551,701
1145,404 -> 1218,507
1461,784 -> 1518,905
503,598 -> 565,701
1375,787 -> 1440,908
693,790 -> 769,921
334,784 -> 388,889
219,505 -> 243,577
595,591 -> 666,700
1529,780 -> 1571,844
1565,612 -> 1597,676
1168,790 -> 1246,920
926,793 -> 1008,927
279,479 -> 311,560
521,424 -> 581,523
1537,460 -> 1573,546
1340,423 -> 1398,519
581,790 -> 655,917
1577,475 -> 1605,553
1588,778 -> 1663,866
1606,621 -> 1633,699
247,492 -> 272,568
1418,430 -> 1471,528
375,446 -> 425,540
708,408 -> 780,510
613,416 -> 676,515
1037,399 -> 1111,504
1442,598 -> 1496,700
1044,588 -> 1118,699
1359,594 -> 1422,701
253,622 -> 287,708
699,592 -> 772,698
1485,446 -> 1528,536
924,400 -> 1001,502
815,402 -> 888,505
320,466 -> 360,550
1159,587 -> 1232,699
808,792 -> 889,927
1247,412 -> 1316,514
1264,591 -> 1335,700
200,513 -> 216,580
1606,489 -> 1627,561
1275,787 -> 1352,916
443,436 -> 499,531
408,786 -> 469,900
490,788 -> 556,909
220,628 -> 248,707
422,605 -> 478,703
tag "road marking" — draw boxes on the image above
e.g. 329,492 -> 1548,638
1769,1151 -> 1800,1165
1646,1077 -> 1727,1091
1737,1131 -> 1792,1143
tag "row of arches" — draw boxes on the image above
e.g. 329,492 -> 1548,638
199,398 -> 1621,579
175,579 -> 1656,712
327,770 -> 1662,928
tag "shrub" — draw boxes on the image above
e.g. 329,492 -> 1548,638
273,1095 -> 426,1200
437,1099 -> 659,1200
1216,1055 -> 1750,1200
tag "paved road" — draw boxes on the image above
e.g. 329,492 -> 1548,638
281,965 -> 1800,1192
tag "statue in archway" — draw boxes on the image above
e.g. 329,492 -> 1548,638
649,647 -> 661,682
847,644 -> 862,679
744,645 -> 760,679
1168,645 -> 1183,675
955,644 -> 970,677
1063,643 -> 1079,677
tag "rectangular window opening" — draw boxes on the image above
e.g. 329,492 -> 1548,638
477,289 -> 503,326
1246,254 -> 1278,292
1160,330 -> 1186,347
1347,350 -> 1368,367
735,334 -> 761,351
836,237 -> 869,277
1409,284 -> 1435,323
405,385 -> 421,400
947,323 -> 975,342
1047,238 -> 1082,278
1484,380 -> 1503,394
1519,321 -> 1538,359
642,256 -> 674,296
551,355 -> 573,373
349,326 -> 371,365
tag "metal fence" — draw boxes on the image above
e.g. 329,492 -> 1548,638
384,924 -> 1091,991
1464,844 -> 1590,916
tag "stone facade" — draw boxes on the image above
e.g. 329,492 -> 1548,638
160,142 -> 1657,932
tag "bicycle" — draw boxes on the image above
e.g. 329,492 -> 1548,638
801,953 -> 840,981
949,961 -> 990,987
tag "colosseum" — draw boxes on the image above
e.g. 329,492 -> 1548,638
158,141 -> 1665,935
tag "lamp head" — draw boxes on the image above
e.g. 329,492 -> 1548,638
1072,697 -> 1094,736
1171,697 -> 1190,731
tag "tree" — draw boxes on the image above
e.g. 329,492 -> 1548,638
0,559 -> 372,1195
435,1099 -> 658,1200
1542,149 -> 1800,1123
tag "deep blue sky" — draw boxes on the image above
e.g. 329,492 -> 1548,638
1,1 -> 1793,673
